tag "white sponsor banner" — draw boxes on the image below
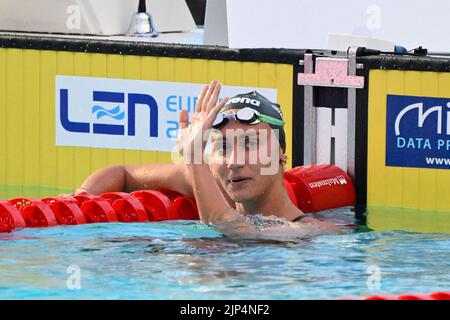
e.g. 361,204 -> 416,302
55,76 -> 277,152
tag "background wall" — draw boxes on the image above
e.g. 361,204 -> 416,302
367,69 -> 450,212
0,48 -> 293,190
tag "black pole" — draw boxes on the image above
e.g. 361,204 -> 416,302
138,0 -> 146,13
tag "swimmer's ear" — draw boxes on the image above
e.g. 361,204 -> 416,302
279,152 -> 288,166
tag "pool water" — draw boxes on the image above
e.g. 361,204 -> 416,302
1,205 -> 450,300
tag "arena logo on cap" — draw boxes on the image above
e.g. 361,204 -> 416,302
386,94 -> 450,169
227,97 -> 261,106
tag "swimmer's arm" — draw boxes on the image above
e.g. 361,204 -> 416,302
187,163 -> 234,224
77,163 -> 193,197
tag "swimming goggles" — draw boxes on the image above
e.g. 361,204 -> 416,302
212,107 -> 285,129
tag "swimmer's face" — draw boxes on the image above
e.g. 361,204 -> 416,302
208,110 -> 285,203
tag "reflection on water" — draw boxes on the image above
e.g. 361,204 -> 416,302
1,209 -> 449,299
1,185 -> 450,299
367,206 -> 450,234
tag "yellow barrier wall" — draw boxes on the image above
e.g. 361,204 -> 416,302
367,69 -> 450,213
0,48 -> 293,191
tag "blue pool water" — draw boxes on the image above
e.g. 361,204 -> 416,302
1,207 -> 449,300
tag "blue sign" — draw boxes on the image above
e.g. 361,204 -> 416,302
386,95 -> 450,169
60,89 -> 158,137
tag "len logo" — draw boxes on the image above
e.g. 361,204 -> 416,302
59,89 -> 158,137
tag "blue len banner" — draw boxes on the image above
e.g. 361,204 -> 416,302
386,94 -> 450,169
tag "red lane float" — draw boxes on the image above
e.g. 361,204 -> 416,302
429,292 -> 450,300
131,190 -> 199,221
9,198 -> 58,228
41,197 -> 87,225
172,196 -> 199,220
100,192 -> 148,222
362,291 -> 450,300
0,200 -> 26,232
131,190 -> 176,221
159,189 -> 199,220
283,164 -> 355,213
75,195 -> 118,223
0,164 -> 356,233
8,197 -> 33,212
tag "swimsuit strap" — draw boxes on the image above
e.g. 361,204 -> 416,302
291,214 -> 307,223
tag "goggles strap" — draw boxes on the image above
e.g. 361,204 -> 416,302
258,114 -> 285,126
213,110 -> 285,128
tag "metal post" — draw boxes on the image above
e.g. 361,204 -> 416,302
303,54 -> 316,166
346,47 -> 358,179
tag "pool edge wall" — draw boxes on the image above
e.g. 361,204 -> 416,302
0,33 -> 301,191
361,55 -> 450,231
363,62 -> 450,213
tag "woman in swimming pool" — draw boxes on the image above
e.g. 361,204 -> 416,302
71,80 -> 341,241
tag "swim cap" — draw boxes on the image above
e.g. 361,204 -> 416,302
219,91 -> 286,153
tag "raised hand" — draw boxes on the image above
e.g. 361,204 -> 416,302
177,80 -> 228,163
